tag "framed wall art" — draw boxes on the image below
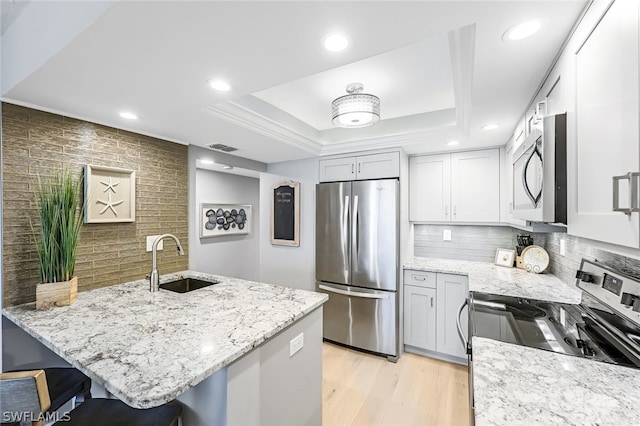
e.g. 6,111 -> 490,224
494,248 -> 516,268
201,204 -> 251,238
270,181 -> 300,247
84,165 -> 136,223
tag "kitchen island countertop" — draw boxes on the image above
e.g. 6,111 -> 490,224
404,257 -> 581,304
2,271 -> 327,409
472,336 -> 640,425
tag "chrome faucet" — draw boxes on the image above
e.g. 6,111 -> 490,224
149,234 -> 184,292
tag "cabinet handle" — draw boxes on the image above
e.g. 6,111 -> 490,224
430,297 -> 434,308
453,205 -> 457,217
358,163 -> 361,174
412,275 -> 426,281
352,164 -> 354,174
613,172 -> 640,215
444,205 -> 449,217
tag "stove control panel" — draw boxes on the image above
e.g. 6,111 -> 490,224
577,259 -> 640,327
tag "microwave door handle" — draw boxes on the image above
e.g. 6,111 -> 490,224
522,145 -> 543,207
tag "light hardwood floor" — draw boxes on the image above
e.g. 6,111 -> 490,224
322,343 -> 470,426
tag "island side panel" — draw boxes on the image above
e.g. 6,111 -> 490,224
227,307 -> 323,426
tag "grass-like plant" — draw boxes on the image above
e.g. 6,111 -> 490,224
33,170 -> 84,283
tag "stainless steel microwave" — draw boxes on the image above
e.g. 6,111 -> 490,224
512,113 -> 567,224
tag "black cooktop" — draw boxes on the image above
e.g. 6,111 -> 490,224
470,291 -> 640,369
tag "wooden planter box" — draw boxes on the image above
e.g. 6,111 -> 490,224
36,277 -> 78,310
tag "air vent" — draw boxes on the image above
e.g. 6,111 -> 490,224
208,143 -> 238,152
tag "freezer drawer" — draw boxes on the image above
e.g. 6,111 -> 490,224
317,282 -> 397,357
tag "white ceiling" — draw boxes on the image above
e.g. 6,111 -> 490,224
1,1 -> 588,164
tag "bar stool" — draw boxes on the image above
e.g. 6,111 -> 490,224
2,367 -> 91,426
0,370 -> 181,426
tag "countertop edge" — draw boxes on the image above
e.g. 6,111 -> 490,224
2,272 -> 328,409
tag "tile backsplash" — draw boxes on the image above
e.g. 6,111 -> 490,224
414,224 -> 640,286
414,224 -> 520,263
2,103 -> 189,306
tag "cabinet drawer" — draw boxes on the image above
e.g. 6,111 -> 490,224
403,270 -> 437,288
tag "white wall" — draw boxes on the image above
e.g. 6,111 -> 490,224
259,158 -> 318,291
190,169 -> 261,281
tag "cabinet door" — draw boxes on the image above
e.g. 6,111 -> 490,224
403,285 -> 437,351
450,149 -> 500,222
319,157 -> 356,182
409,154 -> 451,221
356,152 -> 400,180
436,273 -> 468,359
571,0 -> 640,247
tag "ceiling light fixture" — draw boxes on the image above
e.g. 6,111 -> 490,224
446,140 -> 459,146
223,165 -> 234,170
482,123 -> 499,131
208,79 -> 232,92
119,111 -> 138,120
503,19 -> 543,41
323,33 -> 350,52
331,83 -> 380,128
200,159 -> 214,165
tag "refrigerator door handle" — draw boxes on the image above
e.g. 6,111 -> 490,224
353,195 -> 359,259
343,196 -> 350,274
318,284 -> 389,300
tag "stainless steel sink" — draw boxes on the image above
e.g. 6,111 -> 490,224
159,278 -> 219,293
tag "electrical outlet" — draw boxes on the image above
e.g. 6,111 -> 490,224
443,229 -> 452,241
560,239 -> 566,257
146,235 -> 164,252
289,333 -> 304,357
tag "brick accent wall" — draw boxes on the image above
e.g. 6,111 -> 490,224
2,103 -> 189,307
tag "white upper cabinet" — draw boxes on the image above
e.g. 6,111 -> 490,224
409,154 -> 451,221
318,157 -> 356,182
450,149 -> 500,222
319,151 -> 399,182
571,0 -> 640,247
410,149 -> 500,223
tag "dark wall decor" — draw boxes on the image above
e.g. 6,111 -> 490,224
200,204 -> 251,237
271,181 -> 300,247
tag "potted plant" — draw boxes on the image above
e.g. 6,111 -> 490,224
33,169 -> 84,309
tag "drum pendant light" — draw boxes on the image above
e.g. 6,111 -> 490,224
331,83 -> 380,128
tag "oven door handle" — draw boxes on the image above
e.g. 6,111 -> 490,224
457,298 -> 468,348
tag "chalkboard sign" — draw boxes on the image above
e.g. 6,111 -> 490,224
271,181 -> 300,247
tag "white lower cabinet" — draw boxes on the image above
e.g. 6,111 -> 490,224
436,273 -> 468,359
404,285 -> 437,351
403,270 -> 468,363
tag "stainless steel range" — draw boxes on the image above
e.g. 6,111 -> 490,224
466,259 -> 640,419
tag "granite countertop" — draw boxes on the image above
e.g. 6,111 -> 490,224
404,257 -> 582,304
3,271 -> 327,409
472,337 -> 640,425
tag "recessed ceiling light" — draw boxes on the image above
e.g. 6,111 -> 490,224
323,33 -> 350,52
119,111 -> 138,120
208,79 -> 232,92
482,123 -> 499,131
446,140 -> 459,146
200,159 -> 214,165
503,19 -> 543,41
223,165 -> 234,170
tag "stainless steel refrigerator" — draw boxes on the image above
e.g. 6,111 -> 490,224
315,179 -> 399,360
